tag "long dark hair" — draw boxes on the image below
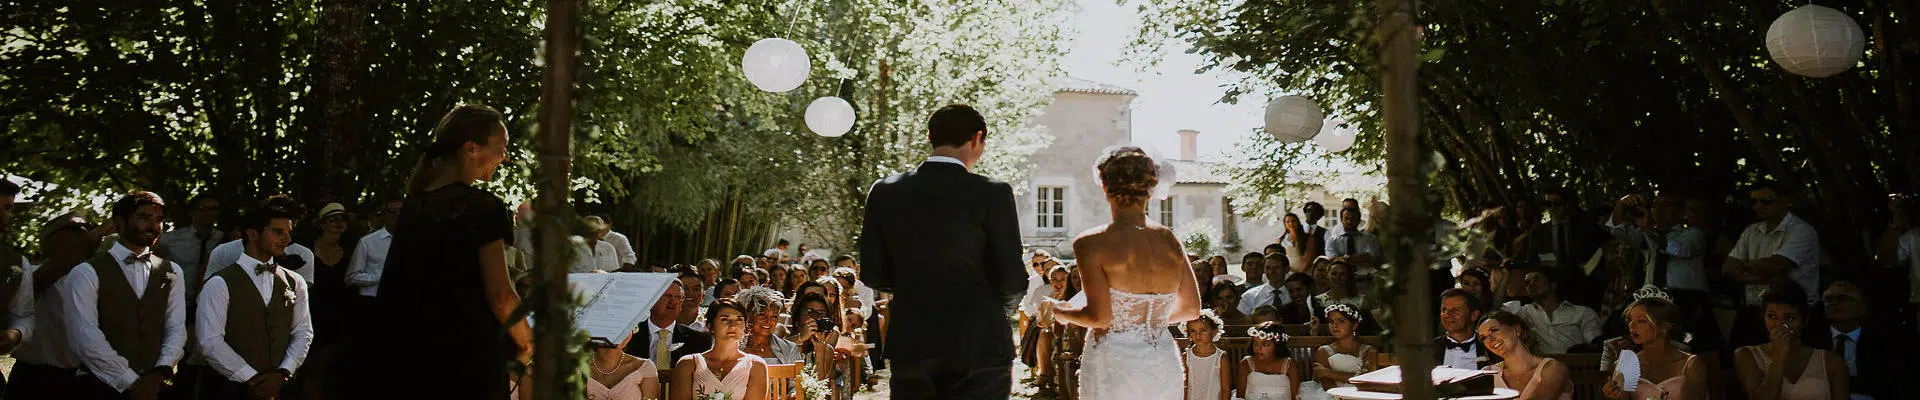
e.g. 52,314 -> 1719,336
407,105 -> 505,193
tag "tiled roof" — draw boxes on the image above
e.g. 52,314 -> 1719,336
1057,76 -> 1138,95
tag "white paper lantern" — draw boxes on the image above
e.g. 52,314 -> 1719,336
1264,96 -> 1325,143
805,97 -> 856,137
1314,119 -> 1357,152
742,38 -> 811,92
1764,5 -> 1866,78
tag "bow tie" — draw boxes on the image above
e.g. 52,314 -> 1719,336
254,263 -> 277,275
123,252 -> 154,265
1444,339 -> 1477,352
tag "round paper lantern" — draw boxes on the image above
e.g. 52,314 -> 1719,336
1314,119 -> 1357,152
1264,96 -> 1325,143
805,96 -> 856,137
742,38 -> 811,92
1764,5 -> 1865,78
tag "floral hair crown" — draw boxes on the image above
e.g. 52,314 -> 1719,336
1247,324 -> 1289,343
1191,309 -> 1227,341
1324,303 -> 1362,323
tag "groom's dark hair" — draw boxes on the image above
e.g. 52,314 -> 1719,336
927,104 -> 986,147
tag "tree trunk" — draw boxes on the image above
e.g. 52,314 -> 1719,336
1379,0 -> 1436,398
306,0 -> 371,202
533,0 -> 582,398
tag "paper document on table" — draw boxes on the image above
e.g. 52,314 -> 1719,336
570,272 -> 678,344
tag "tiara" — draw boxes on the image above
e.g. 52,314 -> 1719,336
1324,303 -> 1362,323
1246,325 -> 1289,343
1632,285 -> 1672,302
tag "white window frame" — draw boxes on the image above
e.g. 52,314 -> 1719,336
1158,197 -> 1175,227
1037,186 -> 1067,232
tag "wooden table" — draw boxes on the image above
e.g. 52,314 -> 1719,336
1326,387 -> 1520,400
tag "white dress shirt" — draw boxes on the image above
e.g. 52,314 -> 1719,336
1441,335 -> 1485,369
7,256 -> 34,342
196,253 -> 314,382
207,240 -> 318,286
157,226 -> 221,284
1728,212 -> 1822,304
1830,326 -> 1859,377
62,242 -> 188,391
1325,231 -> 1383,260
1501,300 -> 1601,354
15,261 -> 79,368
1019,273 -> 1048,315
605,231 -> 638,267
345,228 -> 393,297
1892,229 -> 1920,303
572,239 -> 620,273
1236,283 -> 1294,316
925,156 -> 967,170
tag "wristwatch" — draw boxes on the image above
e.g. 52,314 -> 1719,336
276,368 -> 294,380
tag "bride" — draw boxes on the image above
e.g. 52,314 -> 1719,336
1047,146 -> 1205,400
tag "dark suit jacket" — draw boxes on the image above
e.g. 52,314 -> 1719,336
623,323 -> 712,365
1822,324 -> 1909,399
1431,335 -> 1501,369
860,161 -> 1026,363
1526,214 -> 1608,306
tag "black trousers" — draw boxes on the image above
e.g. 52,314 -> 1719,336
888,357 -> 1011,400
73,374 -> 129,400
6,362 -> 78,400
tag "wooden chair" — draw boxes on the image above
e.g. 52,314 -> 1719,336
768,362 -> 804,400
1553,353 -> 1604,400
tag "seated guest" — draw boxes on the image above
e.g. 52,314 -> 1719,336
711,278 -> 741,304
1020,255 -> 1060,323
1314,260 -> 1370,315
1205,279 -> 1251,326
767,265 -> 790,295
1238,253 -> 1295,316
194,198 -> 316,400
1501,271 -> 1601,354
1299,304 -> 1376,398
782,265 -> 809,300
1236,321 -> 1298,400
585,331 -> 660,400
1435,288 -> 1501,369
1820,280 -> 1906,400
1734,282 -> 1848,400
831,267 -> 868,317
625,280 -> 713,370
732,266 -> 759,289
1192,261 -> 1214,301
1276,273 -> 1316,325
1599,287 -> 1693,372
672,267 -> 708,332
1479,310 -> 1573,400
1458,267 -> 1494,307
1021,265 -> 1073,375
735,287 -> 801,365
1601,296 -> 1707,400
670,299 -> 769,400
789,293 -> 841,381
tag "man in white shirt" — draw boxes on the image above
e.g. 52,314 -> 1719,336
1018,253 -> 1057,317
345,221 -> 393,312
1325,206 -> 1382,274
1725,182 -> 1822,304
765,239 -> 791,264
193,197 -> 313,399
9,213 -> 99,397
1237,253 -> 1294,316
593,214 -> 638,269
155,193 -> 222,293
61,192 -> 187,398
1500,270 -> 1601,354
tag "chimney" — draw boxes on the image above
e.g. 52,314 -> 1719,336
1178,130 -> 1199,161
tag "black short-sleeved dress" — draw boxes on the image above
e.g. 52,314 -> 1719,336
333,183 -> 515,398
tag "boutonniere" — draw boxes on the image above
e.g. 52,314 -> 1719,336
5,265 -> 21,283
158,270 -> 177,290
282,288 -> 299,305
1475,355 -> 1490,364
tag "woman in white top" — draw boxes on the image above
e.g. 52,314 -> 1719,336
671,299 -> 768,400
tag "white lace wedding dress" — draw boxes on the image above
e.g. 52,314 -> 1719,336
1078,289 -> 1184,400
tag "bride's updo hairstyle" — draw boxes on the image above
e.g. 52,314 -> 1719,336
1096,146 -> 1159,206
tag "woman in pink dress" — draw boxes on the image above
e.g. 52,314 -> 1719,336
587,337 -> 661,400
1733,282 -> 1848,400
671,299 -> 769,400
1602,297 -> 1707,400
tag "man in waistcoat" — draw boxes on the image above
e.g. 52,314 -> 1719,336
192,195 -> 312,399
61,191 -> 186,400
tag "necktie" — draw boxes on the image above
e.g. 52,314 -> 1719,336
1834,334 -> 1849,357
1345,234 -> 1357,256
195,231 -> 214,271
653,328 -> 672,369
124,252 -> 154,265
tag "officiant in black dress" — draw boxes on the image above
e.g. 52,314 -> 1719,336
330,105 -> 529,399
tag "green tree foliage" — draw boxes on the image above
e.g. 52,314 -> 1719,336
1136,0 -> 1917,273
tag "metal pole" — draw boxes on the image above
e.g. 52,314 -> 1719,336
1379,0 -> 1436,398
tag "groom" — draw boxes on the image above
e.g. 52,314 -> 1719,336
862,104 -> 1026,399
